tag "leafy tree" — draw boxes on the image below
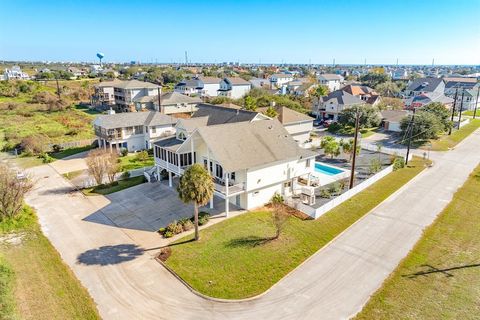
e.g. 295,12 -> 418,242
378,97 -> 404,110
340,138 -> 360,161
0,165 -> 33,220
320,136 -> 341,158
359,73 -> 390,88
400,111 -> 443,143
244,95 -> 257,111
264,106 -> 278,118
338,105 -> 382,128
177,164 -> 214,241
369,158 -> 382,174
270,193 -> 288,239
311,85 -> 329,98
375,81 -> 400,97
106,152 -> 120,184
422,102 -> 452,131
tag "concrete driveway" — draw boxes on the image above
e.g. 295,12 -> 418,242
24,129 -> 480,320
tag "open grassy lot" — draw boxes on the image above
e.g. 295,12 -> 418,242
165,157 -> 428,299
428,119 -> 480,151
119,153 -> 154,171
82,175 -> 146,196
50,145 -> 94,159
0,206 -> 100,319
355,165 -> 480,320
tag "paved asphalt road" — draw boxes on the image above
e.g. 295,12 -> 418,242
25,129 -> 480,320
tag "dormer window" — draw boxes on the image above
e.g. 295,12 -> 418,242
178,131 -> 187,141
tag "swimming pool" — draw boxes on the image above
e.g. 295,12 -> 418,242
314,162 -> 345,176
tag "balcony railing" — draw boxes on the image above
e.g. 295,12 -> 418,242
214,180 -> 245,195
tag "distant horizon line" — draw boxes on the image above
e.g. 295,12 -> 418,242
1,59 -> 479,68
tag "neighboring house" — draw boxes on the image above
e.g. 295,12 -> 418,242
153,115 -> 316,213
217,77 -> 251,99
133,91 -> 202,115
249,77 -> 270,89
314,90 -> 365,120
93,111 -> 177,151
405,92 -> 454,109
258,106 -> 314,143
92,79 -> 160,112
443,77 -> 480,111
317,74 -> 344,91
270,73 -> 294,89
3,66 -> 30,80
380,110 -> 408,132
391,69 -> 409,80
174,76 -> 222,97
342,84 -> 381,106
403,77 -> 452,109
403,77 -> 445,97
67,67 -> 86,78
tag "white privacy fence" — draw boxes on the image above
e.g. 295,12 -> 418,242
293,164 -> 394,219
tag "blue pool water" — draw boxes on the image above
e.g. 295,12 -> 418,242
314,162 -> 344,176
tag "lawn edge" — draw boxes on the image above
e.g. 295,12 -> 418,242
156,161 -> 430,302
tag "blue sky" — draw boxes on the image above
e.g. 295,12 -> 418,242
1,0 -> 479,65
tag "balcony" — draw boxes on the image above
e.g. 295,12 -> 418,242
213,178 -> 245,196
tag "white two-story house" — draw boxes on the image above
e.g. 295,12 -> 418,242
217,77 -> 251,99
153,104 -> 315,214
314,90 -> 365,120
93,111 -> 177,151
270,73 -> 294,89
317,74 -> 344,92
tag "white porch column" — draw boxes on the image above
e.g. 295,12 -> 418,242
103,139 -> 106,150
190,137 -> 195,163
156,166 -> 160,181
109,142 -> 113,152
225,172 -> 229,217
177,153 -> 181,172
168,171 -> 172,188
207,148 -> 213,209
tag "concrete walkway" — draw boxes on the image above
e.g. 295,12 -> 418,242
24,129 -> 480,320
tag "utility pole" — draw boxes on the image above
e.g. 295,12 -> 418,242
457,88 -> 465,129
448,86 -> 459,135
55,74 -> 61,99
157,86 -> 162,113
185,51 -> 188,65
405,108 -> 416,165
349,108 -> 360,189
473,88 -> 479,119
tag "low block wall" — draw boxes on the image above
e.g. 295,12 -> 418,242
297,164 -> 394,219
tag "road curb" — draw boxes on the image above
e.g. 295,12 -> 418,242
155,159 -> 432,303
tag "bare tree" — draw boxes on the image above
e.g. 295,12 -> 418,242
105,152 -> 120,184
0,165 -> 33,220
86,149 -> 110,185
271,193 -> 289,239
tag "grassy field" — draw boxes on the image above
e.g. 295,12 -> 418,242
462,110 -> 478,117
428,119 -> 480,151
0,206 -> 100,319
119,153 -> 154,171
82,176 -> 146,196
165,157 -> 429,299
355,165 -> 480,320
50,145 -> 94,159
62,170 -> 85,180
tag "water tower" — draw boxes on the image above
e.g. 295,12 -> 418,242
96,52 -> 105,66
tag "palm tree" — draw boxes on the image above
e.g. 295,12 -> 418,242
177,164 -> 214,241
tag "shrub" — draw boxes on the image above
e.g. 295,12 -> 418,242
120,171 -> 130,180
197,212 -> 210,226
135,150 -> 149,162
158,227 -> 166,235
40,153 -> 54,163
328,182 -> 342,194
20,135 -> 47,156
166,220 -> 183,235
327,122 -> 342,133
319,188 -> 331,199
52,144 -> 63,153
181,219 -> 194,231
369,158 -> 382,174
163,230 -> 174,238
120,148 -> 128,157
393,157 -> 405,171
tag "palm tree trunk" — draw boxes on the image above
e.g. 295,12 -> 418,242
194,202 -> 199,241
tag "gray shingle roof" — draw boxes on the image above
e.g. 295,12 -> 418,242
93,111 -> 176,129
406,77 -> 444,92
134,92 -> 202,105
195,120 -> 316,172
224,77 -> 251,86
321,90 -> 365,106
318,74 -> 343,81
192,104 -> 259,125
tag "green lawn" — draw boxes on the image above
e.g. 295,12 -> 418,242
355,165 -> 480,320
82,176 -> 146,196
0,206 -> 100,319
119,154 -> 154,171
428,119 -> 480,151
50,145 -> 94,159
462,110 -> 478,117
62,170 -> 85,180
165,157 -> 428,299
